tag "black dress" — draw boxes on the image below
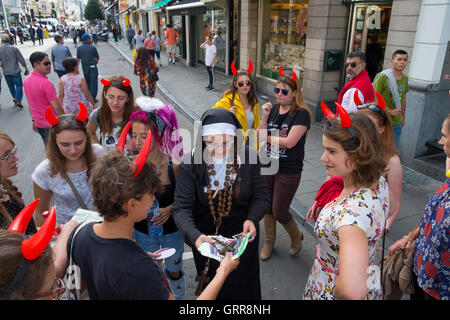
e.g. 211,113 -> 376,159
172,146 -> 270,300
0,193 -> 37,235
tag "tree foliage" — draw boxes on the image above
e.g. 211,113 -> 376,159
84,0 -> 104,21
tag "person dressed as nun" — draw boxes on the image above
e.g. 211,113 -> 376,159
172,108 -> 270,299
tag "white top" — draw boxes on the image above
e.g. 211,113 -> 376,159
204,43 -> 217,67
31,144 -> 105,225
341,88 -> 365,114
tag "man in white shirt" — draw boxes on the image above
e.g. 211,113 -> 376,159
201,36 -> 217,91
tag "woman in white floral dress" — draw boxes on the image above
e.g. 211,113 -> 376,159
32,105 -> 105,226
303,109 -> 389,300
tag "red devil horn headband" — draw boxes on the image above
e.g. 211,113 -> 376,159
231,59 -> 253,76
45,102 -> 88,126
279,65 -> 297,82
116,122 -> 153,177
8,200 -> 56,260
375,91 -> 386,111
320,101 -> 352,129
353,90 -> 363,106
101,77 -> 130,87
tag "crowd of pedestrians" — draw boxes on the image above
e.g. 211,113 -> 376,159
0,23 -> 448,302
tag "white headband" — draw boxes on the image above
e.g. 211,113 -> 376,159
202,123 -> 236,137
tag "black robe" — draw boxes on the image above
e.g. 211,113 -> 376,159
172,147 -> 270,300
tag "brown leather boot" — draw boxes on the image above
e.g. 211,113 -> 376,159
282,219 -> 303,256
260,215 -> 276,260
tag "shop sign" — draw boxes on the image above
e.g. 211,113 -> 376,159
119,0 -> 129,11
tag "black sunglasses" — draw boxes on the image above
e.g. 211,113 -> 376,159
344,62 -> 360,69
274,87 -> 289,96
237,80 -> 251,87
357,104 -> 387,120
42,62 -> 52,66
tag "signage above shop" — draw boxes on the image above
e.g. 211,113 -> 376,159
166,0 -> 206,16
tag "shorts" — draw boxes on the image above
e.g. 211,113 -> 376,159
166,44 -> 176,54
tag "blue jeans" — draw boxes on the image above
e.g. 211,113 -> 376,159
134,230 -> 185,300
82,65 -> 98,100
55,70 -> 66,78
393,124 -> 402,149
4,73 -> 23,102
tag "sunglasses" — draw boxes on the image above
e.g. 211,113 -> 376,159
274,87 -> 289,96
237,80 -> 251,87
42,62 -> 52,66
345,62 -> 360,69
0,146 -> 17,163
357,104 -> 387,121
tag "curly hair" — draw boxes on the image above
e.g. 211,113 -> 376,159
323,112 -> 387,188
46,117 -> 96,178
89,150 -> 162,222
0,230 -> 53,299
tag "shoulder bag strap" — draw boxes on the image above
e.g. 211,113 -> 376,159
61,172 -> 88,210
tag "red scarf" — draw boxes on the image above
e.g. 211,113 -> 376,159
338,70 -> 375,104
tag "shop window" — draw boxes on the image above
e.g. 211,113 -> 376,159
171,15 -> 184,58
259,0 -> 308,83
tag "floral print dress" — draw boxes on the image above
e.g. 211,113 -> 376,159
134,59 -> 158,97
303,176 -> 389,300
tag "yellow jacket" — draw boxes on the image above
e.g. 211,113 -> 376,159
213,91 -> 260,138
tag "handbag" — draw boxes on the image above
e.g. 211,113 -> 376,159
380,222 -> 421,299
150,69 -> 159,81
61,172 -> 88,210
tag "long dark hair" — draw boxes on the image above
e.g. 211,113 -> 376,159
135,47 -> 155,71
222,71 -> 258,110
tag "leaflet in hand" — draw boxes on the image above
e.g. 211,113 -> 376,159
71,208 -> 103,224
198,233 -> 251,262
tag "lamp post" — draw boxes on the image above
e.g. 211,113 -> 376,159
0,0 -> 9,29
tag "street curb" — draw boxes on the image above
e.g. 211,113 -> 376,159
108,40 -> 317,236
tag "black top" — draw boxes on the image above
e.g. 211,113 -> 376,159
69,222 -> 170,300
134,159 -> 178,235
0,194 -> 37,235
266,105 -> 310,174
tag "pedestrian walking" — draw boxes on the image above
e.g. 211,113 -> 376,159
387,113 -> 450,300
112,25 -> 119,43
70,27 -> 77,46
133,29 -> 145,50
0,130 -> 37,234
373,50 -> 409,148
152,31 -> 161,66
303,110 -> 388,300
165,24 -> 178,64
213,60 -> 259,147
200,37 -> 217,91
16,26 -> 23,44
58,57 -> 95,115
51,35 -> 72,78
9,26 -> 16,45
134,47 -> 159,97
36,26 -> 44,45
127,26 -> 135,50
0,34 -> 30,109
127,96 -> 185,299
44,26 -> 49,39
257,67 -> 312,260
32,103 -> 105,226
86,75 -> 136,151
77,33 -> 99,102
28,25 -> 36,46
172,108 -> 270,299
143,32 -> 156,58
92,24 -> 98,44
338,51 -> 375,113
23,52 -> 65,145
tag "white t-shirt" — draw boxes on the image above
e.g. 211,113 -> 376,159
204,44 -> 217,67
31,144 -> 105,225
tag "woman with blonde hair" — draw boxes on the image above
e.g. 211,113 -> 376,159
257,66 -> 312,260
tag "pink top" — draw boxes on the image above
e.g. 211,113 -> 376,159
24,72 -> 58,128
60,74 -> 93,115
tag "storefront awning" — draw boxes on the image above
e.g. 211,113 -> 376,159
167,0 -> 206,15
104,1 -> 118,12
148,0 -> 174,10
118,4 -> 136,15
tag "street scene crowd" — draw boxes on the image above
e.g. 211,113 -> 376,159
0,22 -> 448,302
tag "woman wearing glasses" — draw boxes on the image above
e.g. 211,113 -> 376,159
257,67 -> 312,260
86,75 -> 137,151
213,60 -> 260,147
0,130 -> 37,234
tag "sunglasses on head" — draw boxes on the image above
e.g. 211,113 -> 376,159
345,62 -> 360,69
237,80 -> 251,87
357,104 -> 387,120
274,87 -> 289,96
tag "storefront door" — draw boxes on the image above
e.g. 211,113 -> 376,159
348,2 -> 392,81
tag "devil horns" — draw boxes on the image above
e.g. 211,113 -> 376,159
353,90 -> 386,111
321,101 -> 352,129
116,122 -> 152,178
45,102 -> 88,126
8,200 -> 56,261
231,59 -> 253,76
279,65 -> 297,82
100,77 -> 131,87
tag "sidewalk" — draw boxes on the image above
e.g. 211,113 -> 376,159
108,38 -> 445,249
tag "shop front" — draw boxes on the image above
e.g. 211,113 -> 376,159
256,0 -> 309,92
346,1 -> 392,81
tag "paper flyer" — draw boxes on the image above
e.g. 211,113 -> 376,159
198,233 -> 251,262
